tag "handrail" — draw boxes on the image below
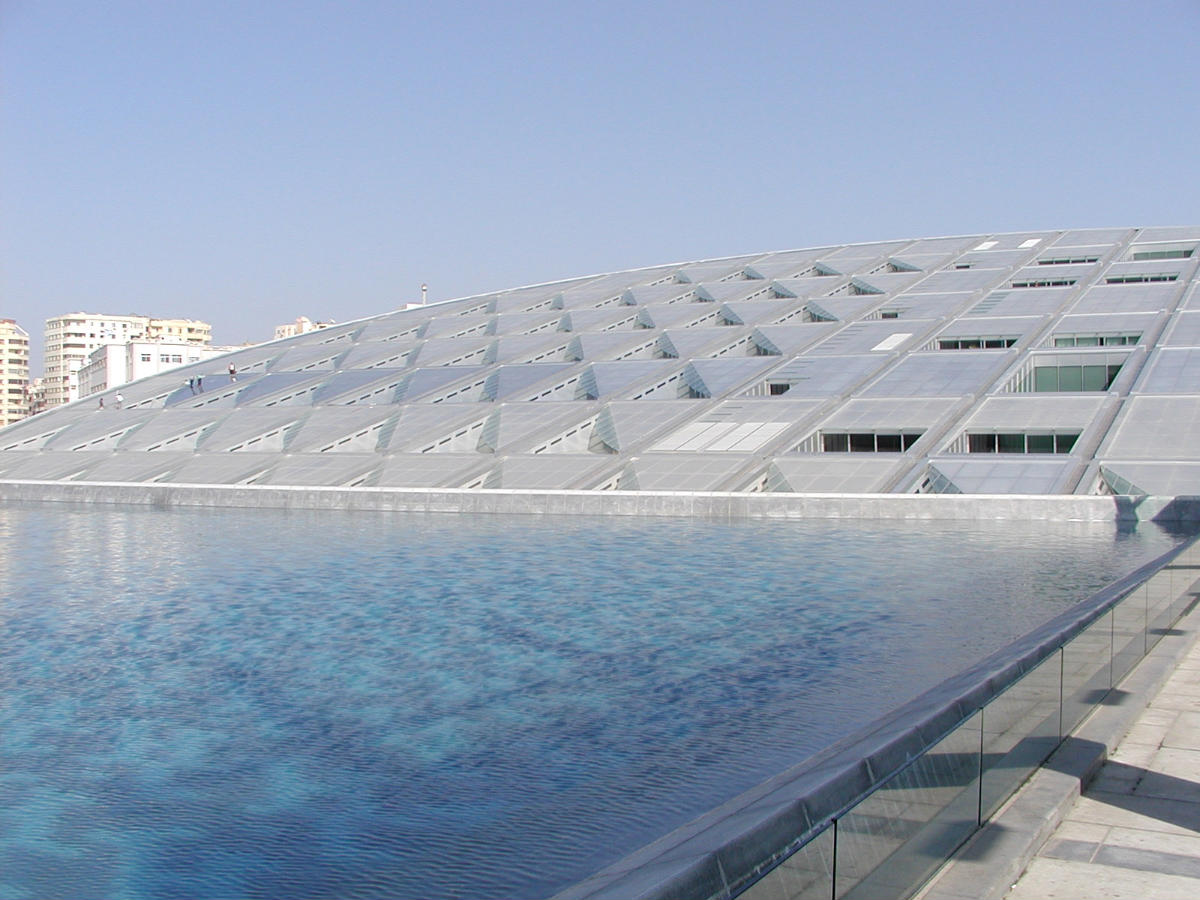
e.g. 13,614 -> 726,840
556,530 -> 1200,900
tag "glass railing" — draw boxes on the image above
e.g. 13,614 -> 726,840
732,533 -> 1200,900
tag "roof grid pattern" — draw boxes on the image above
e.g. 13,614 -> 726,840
7,227 -> 1200,495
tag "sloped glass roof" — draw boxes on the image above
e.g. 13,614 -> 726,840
5,227 -> 1200,497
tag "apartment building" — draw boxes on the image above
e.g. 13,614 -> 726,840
43,313 -> 211,407
0,319 -> 30,427
77,340 -> 233,398
273,316 -> 335,341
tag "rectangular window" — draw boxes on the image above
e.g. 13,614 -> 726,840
967,432 -> 1079,454
1026,434 -> 1055,454
1011,278 -> 1078,288
1038,256 -> 1099,265
821,431 -> 923,452
1105,273 -> 1178,284
1054,333 -> 1140,347
768,382 -> 790,395
997,433 -> 1025,453
937,336 -> 1018,350
1131,248 -> 1193,261
823,433 -> 849,452
969,433 -> 996,453
1029,363 -> 1122,392
849,433 -> 875,452
875,433 -> 902,452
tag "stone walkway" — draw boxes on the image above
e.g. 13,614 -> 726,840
1006,633 -> 1200,899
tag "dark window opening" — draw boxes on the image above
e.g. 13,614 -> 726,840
1105,273 -> 1178,284
849,433 -> 875,452
968,432 -> 1080,454
1131,248 -> 1194,261
822,431 -> 923,453
1031,364 -> 1122,392
938,336 -> 1017,350
823,433 -> 849,452
1037,256 -> 1099,265
1011,278 -> 1078,288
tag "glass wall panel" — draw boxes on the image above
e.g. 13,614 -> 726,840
1112,586 -> 1146,684
1059,366 -> 1084,392
1170,548 -> 1200,622
850,433 -> 875,452
1061,611 -> 1112,734
979,651 -> 1062,820
740,826 -> 834,900
1026,434 -> 1054,454
1081,365 -> 1108,391
1033,367 -> 1058,392
997,433 -> 1024,453
836,712 -> 982,900
968,434 -> 996,453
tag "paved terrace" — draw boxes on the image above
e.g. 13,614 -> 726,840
921,594 -> 1200,900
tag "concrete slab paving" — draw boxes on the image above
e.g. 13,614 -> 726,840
1008,856 -> 1200,899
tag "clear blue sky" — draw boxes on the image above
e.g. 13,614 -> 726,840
3,0 -> 1198,373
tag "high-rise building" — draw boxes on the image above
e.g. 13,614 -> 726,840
0,319 -> 30,427
42,313 -> 211,408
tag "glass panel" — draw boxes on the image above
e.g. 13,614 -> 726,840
1112,585 -> 1147,684
1061,611 -> 1112,734
741,826 -> 834,900
1075,336 -> 1101,347
823,433 -> 849,452
968,434 -> 996,453
835,712 -> 982,900
1033,367 -> 1058,392
876,433 -> 902,452
979,651 -> 1062,820
1081,365 -> 1108,392
1026,434 -> 1054,454
1145,566 -> 1179,647
850,433 -> 875,453
1055,433 -> 1078,453
1172,551 -> 1200,622
997,433 -> 1025,453
1059,366 -> 1083,392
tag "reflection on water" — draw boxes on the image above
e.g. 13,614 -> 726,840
0,504 -> 1182,899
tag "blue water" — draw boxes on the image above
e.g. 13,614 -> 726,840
0,505 -> 1182,899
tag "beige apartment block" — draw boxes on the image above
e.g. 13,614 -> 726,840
273,316 -> 335,341
0,319 -> 30,427
43,313 -> 211,408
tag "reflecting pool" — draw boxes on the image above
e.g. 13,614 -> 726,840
0,504 -> 1182,899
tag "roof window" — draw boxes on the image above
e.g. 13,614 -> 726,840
1037,255 -> 1099,265
1129,247 -> 1194,262
1011,277 -> 1078,289
1104,273 -> 1179,284
937,336 -> 1018,350
965,432 -> 1078,454
822,431 -> 921,453
1052,333 -> 1140,348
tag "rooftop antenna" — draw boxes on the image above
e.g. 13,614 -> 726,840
421,283 -> 428,305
